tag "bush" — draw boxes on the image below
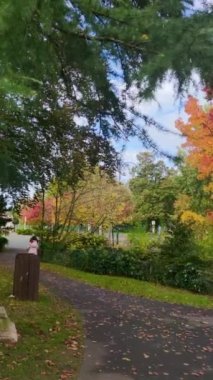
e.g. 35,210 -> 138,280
152,259 -> 208,293
0,236 -> 8,251
44,243 -> 209,293
128,228 -> 154,250
41,226 -> 210,294
68,246 -> 144,276
150,220 -> 209,293
67,232 -> 108,250
16,227 -> 34,235
41,240 -> 70,265
41,233 -> 107,265
198,228 -> 213,260
160,220 -> 198,257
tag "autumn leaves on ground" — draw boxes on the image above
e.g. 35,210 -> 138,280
0,268 -> 83,380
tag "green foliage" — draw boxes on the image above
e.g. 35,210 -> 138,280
174,158 -> 212,216
0,236 -> 8,250
128,227 -> 163,251
42,233 -> 107,266
153,221 -> 210,293
42,227 -> 210,294
68,247 -> 144,278
16,227 -> 34,235
198,229 -> 213,260
41,240 -> 69,266
67,232 -> 108,250
1,0 -> 213,197
0,194 -> 8,227
1,0 -> 212,98
129,153 -> 177,225
152,257 -> 209,293
160,220 -> 198,257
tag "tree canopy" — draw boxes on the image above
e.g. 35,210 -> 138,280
0,0 -> 213,194
176,96 -> 213,181
1,0 -> 212,95
129,152 -> 177,225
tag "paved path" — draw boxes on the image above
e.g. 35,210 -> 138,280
1,234 -> 213,379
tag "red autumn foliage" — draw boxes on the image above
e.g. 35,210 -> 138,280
21,198 -> 54,224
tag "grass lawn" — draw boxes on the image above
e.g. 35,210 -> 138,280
0,267 -> 84,380
42,263 -> 213,310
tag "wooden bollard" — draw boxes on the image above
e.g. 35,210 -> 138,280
13,254 -> 40,301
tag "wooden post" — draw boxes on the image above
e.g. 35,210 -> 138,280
13,254 -> 40,301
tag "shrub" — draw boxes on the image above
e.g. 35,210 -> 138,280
68,246 -> 144,276
198,228 -> 213,260
150,221 -> 209,293
41,240 -> 70,266
66,232 -> 108,250
67,245 -> 155,281
160,220 -> 198,258
128,228 -> 153,250
41,232 -> 107,265
153,259 -> 208,293
16,227 -> 34,235
41,226 -> 210,294
0,236 -> 8,251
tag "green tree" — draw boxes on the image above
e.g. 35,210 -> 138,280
1,1 -> 212,96
174,155 -> 212,217
1,0 -> 212,196
129,152 -> 177,227
0,194 -> 8,227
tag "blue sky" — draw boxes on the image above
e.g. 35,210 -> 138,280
117,0 -> 212,176
118,76 -> 204,170
74,0 -> 211,179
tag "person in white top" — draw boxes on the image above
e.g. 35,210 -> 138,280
28,236 -> 39,255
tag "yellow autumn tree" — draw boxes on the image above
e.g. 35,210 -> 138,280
73,170 -> 133,231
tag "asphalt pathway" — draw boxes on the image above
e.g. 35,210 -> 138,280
1,233 -> 213,379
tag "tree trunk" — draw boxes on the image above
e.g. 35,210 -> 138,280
40,187 -> 45,257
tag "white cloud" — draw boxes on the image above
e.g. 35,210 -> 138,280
113,73 -> 206,178
193,0 -> 213,10
73,115 -> 88,126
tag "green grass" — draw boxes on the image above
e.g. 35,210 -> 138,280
0,267 -> 84,380
41,262 -> 213,309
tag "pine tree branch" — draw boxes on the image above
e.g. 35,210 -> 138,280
54,26 -> 147,53
68,0 -> 129,25
92,10 -> 129,25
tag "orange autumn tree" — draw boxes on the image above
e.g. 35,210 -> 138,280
176,96 -> 213,226
176,96 -> 213,180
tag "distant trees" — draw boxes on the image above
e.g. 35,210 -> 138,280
21,169 -> 133,240
129,149 -> 212,231
129,152 -> 177,227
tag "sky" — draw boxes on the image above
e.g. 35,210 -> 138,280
194,0 -> 213,9
117,0 -> 212,177
118,75 -> 204,176
75,0 -> 211,180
